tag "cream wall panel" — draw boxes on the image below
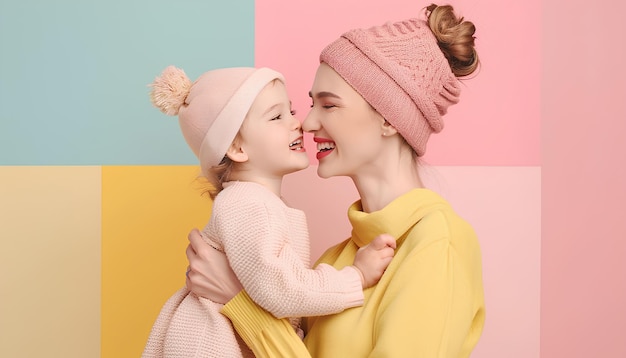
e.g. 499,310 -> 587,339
0,166 -> 101,357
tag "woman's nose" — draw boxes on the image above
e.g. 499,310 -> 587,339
302,110 -> 318,133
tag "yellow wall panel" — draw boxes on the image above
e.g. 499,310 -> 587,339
101,166 -> 213,358
0,166 -> 102,357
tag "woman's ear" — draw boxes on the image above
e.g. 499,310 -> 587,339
225,142 -> 249,163
381,119 -> 398,137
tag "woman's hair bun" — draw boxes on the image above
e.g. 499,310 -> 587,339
149,65 -> 192,116
426,4 -> 480,77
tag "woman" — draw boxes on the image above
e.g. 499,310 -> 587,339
186,4 -> 485,357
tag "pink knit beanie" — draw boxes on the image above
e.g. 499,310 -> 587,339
320,18 -> 461,156
149,66 -> 284,176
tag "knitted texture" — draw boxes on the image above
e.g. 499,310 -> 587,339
320,18 -> 461,156
142,288 -> 253,358
143,181 -> 363,357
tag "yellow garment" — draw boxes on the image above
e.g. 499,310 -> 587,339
222,188 -> 485,357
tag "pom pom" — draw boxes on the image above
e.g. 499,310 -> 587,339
149,65 -> 192,115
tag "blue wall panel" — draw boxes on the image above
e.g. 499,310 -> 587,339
0,0 -> 255,165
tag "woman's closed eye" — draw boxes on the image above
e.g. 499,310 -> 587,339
310,103 -> 337,109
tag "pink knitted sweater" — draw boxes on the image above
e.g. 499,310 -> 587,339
143,181 -> 363,358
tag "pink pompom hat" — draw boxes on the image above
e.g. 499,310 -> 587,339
149,66 -> 285,176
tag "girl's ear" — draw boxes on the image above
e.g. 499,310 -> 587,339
381,119 -> 398,136
225,141 -> 249,163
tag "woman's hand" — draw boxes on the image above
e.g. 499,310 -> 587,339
185,228 -> 243,304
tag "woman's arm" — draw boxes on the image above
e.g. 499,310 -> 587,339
222,291 -> 312,358
185,228 -> 242,304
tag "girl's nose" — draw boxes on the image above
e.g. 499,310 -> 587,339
290,113 -> 302,131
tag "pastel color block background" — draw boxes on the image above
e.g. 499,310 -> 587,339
0,1 -> 624,358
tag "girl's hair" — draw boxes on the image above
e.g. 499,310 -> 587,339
426,4 -> 480,77
201,134 -> 242,200
201,158 -> 234,200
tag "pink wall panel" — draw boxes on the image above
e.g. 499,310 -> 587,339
283,166 -> 541,358
255,0 -> 541,166
541,0 -> 626,356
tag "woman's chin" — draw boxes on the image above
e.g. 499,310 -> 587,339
316,165 -> 340,179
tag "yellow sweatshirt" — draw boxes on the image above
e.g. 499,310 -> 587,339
222,188 -> 486,357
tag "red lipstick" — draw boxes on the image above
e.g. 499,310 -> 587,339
313,137 -> 334,160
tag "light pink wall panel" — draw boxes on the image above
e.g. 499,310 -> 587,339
541,0 -> 626,356
255,0 -> 540,166
283,166 -> 541,357
283,170 -> 358,261
425,167 -> 541,358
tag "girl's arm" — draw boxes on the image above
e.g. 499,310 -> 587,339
214,193 -> 363,318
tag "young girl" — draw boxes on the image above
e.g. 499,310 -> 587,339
142,66 -> 395,357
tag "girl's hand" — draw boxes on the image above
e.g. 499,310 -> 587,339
353,234 -> 396,288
